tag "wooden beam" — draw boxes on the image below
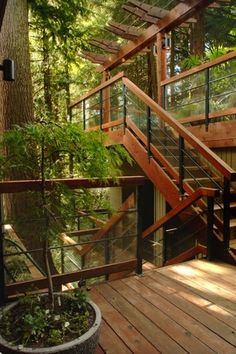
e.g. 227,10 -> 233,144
0,176 -> 145,194
142,188 -> 219,239
123,4 -> 163,24
100,0 -> 215,72
6,260 -> 137,296
126,0 -> 169,18
80,50 -> 107,64
105,21 -> 140,40
164,244 -> 207,265
90,38 -> 121,54
124,2 -> 196,25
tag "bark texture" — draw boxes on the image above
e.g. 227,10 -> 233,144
0,0 -> 33,132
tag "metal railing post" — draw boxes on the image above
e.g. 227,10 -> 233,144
179,136 -> 185,197
99,89 -> 103,130
123,84 -> 127,132
104,233 -> 110,281
61,246 -> 65,273
82,99 -> 86,130
205,68 -> 210,132
136,185 -> 143,275
147,106 -> 152,160
207,196 -> 214,260
223,177 -> 231,252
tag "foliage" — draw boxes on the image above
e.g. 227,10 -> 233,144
0,288 -> 92,348
180,54 -> 204,70
0,121 -> 131,180
0,121 -> 132,311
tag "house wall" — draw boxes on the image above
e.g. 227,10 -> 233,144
213,147 -> 236,170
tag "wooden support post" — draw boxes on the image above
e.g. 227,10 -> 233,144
102,70 -> 111,128
156,32 -> 167,106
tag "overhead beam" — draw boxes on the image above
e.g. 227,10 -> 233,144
80,50 -> 107,64
99,0 -> 215,72
90,38 -> 121,53
123,4 -> 163,24
126,0 -> 169,18
105,21 -> 141,41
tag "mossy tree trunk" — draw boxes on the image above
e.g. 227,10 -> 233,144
0,0 -> 57,279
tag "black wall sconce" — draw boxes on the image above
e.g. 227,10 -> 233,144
0,58 -> 15,81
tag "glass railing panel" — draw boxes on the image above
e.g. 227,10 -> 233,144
164,71 -> 206,119
165,203 -> 208,262
84,93 -> 101,128
143,202 -> 208,266
164,57 -> 236,123
109,81 -> 124,122
70,102 -> 83,125
126,90 -> 148,135
2,189 -> 139,286
209,59 -> 236,112
150,114 -> 224,191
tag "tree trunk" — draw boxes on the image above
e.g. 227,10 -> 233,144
190,11 -> 205,56
0,0 -> 57,278
0,0 -> 33,131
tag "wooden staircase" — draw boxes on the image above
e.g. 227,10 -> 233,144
69,72 -> 236,265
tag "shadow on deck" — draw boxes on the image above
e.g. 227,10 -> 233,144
92,259 -> 236,354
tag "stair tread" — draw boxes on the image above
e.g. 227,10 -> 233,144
230,219 -> 236,228
230,239 -> 236,246
214,201 -> 236,211
184,177 -> 221,182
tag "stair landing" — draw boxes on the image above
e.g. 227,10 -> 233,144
93,259 -> 236,354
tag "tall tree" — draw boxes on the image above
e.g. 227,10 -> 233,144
29,0 -> 88,122
0,0 -> 33,131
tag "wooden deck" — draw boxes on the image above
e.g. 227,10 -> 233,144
92,259 -> 236,354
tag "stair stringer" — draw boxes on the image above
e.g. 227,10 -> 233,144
123,129 -> 180,207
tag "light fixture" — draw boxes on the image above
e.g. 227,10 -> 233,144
0,58 -> 15,81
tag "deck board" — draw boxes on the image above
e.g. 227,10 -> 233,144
91,260 -> 236,354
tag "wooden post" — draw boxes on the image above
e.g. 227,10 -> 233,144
102,70 -> 111,128
156,32 -> 167,106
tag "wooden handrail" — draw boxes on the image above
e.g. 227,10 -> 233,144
178,107 -> 236,125
6,260 -> 137,297
0,176 -> 145,193
88,118 -> 123,131
69,72 -> 124,108
161,50 -> 236,86
142,187 -> 219,239
80,193 -> 135,256
123,77 -> 236,180
77,210 -> 106,227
